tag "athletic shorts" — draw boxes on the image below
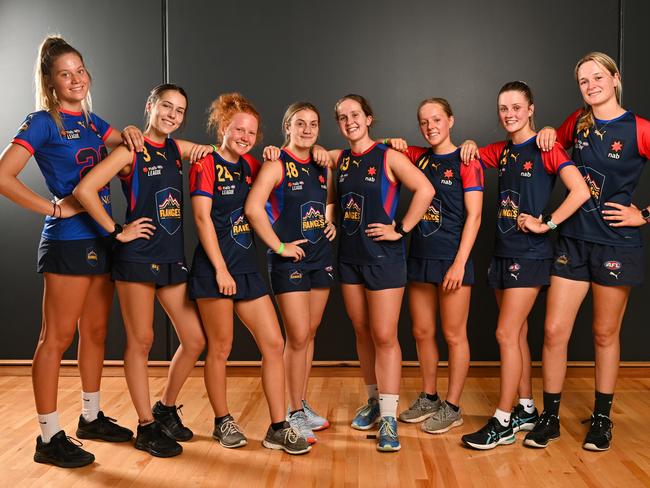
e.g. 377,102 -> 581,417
407,257 -> 474,286
487,256 -> 552,289
37,236 -> 111,275
269,265 -> 335,294
189,271 -> 269,301
112,260 -> 189,288
338,260 -> 406,291
551,235 -> 644,287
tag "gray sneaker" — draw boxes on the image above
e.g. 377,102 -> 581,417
212,415 -> 247,448
262,423 -> 311,455
398,392 -> 441,423
422,401 -> 463,434
288,410 -> 316,444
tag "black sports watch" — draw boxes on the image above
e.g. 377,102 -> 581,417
110,223 -> 124,240
542,214 -> 557,230
641,207 -> 650,224
395,222 -> 409,238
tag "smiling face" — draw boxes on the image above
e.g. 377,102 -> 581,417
497,90 -> 534,136
48,53 -> 90,110
286,109 -> 319,150
577,59 -> 620,108
336,98 -> 372,143
222,112 -> 259,157
418,102 -> 454,148
146,90 -> 186,135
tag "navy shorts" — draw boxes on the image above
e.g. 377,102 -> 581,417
407,257 -> 474,286
487,256 -> 551,289
112,260 -> 189,288
269,265 -> 335,295
37,236 -> 111,275
552,235 -> 644,287
189,271 -> 269,301
338,260 -> 406,291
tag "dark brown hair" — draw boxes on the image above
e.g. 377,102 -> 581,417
144,83 -> 188,131
497,81 -> 535,131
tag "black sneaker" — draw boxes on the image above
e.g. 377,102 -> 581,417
34,430 -> 95,468
582,414 -> 613,451
76,411 -> 133,442
461,417 -> 515,450
523,411 -> 560,448
134,421 -> 183,457
510,404 -> 539,433
152,401 -> 193,441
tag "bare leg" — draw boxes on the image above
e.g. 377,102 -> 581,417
407,282 -> 438,395
341,284 -> 375,386
301,289 -> 330,400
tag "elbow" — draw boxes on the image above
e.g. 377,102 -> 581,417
72,184 -> 85,204
577,186 -> 591,205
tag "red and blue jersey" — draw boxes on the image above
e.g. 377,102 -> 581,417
337,143 -> 403,264
190,151 -> 260,274
556,109 -> 650,247
265,149 -> 332,270
480,137 -> 573,259
405,146 -> 484,260
12,109 -> 113,240
115,137 -> 184,263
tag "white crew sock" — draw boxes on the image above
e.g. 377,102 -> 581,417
365,384 -> 379,401
82,391 -> 100,422
494,408 -> 511,427
379,394 -> 399,418
38,411 -> 61,443
519,397 -> 535,414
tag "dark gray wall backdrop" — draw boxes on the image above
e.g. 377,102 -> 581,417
1,0 -> 648,361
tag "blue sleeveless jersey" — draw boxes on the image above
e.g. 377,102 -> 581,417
337,143 -> 404,264
12,109 -> 113,240
265,149 -> 332,270
114,137 -> 184,263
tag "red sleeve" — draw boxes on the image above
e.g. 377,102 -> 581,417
541,143 -> 574,174
243,154 -> 261,180
635,115 -> 650,160
557,109 -> 581,149
479,141 -> 507,168
190,154 -> 215,197
405,145 -> 428,164
460,158 -> 484,191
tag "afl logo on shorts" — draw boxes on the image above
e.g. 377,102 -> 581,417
155,187 -> 182,235
508,263 -> 521,273
301,201 -> 325,244
86,247 -> 98,267
341,192 -> 363,235
603,261 -> 621,271
230,207 -> 252,249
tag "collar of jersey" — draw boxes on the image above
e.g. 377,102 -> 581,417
594,110 -> 629,124
430,147 -> 460,159
350,142 -> 377,157
214,151 -> 241,166
509,135 -> 536,148
144,136 -> 166,148
283,148 -> 311,164
59,108 -> 83,116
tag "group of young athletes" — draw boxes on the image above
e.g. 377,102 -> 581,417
0,35 -> 648,469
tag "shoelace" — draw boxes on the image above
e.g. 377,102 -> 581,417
60,435 -> 85,453
434,404 -> 453,421
98,413 -> 119,424
220,419 -> 243,437
283,426 -> 302,444
354,402 -> 375,417
479,418 -> 501,434
379,419 -> 397,439
581,414 -> 612,433
290,412 -> 312,436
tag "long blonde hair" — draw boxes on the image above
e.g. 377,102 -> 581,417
574,52 -> 622,133
35,36 -> 92,132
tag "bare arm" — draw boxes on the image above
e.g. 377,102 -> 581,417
175,139 -> 213,163
324,166 -> 337,241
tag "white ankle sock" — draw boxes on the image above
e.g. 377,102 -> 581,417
494,408 -> 511,427
82,391 -> 100,422
38,411 -> 61,443
379,394 -> 399,418
519,398 -> 535,414
365,384 -> 379,401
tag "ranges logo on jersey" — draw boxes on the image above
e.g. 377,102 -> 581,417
341,192 -> 363,235
230,207 -> 252,248
86,247 -> 98,267
579,166 -> 605,212
520,161 -> 533,178
498,190 -> 520,233
365,166 -> 377,183
301,201 -> 326,244
155,187 -> 182,235
608,140 -> 624,159
441,169 -> 454,186
418,198 -> 442,237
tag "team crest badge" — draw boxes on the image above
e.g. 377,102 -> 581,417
230,207 -> 252,248
341,192 -> 363,235
300,201 -> 326,244
155,187 -> 182,235
418,197 -> 442,236
497,189 -> 520,233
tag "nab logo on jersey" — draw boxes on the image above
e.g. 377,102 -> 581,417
230,207 -> 252,249
301,201 -> 326,244
341,192 -> 363,235
608,140 -> 624,159
418,198 -> 442,237
365,166 -> 377,183
498,190 -> 520,233
155,187 -> 182,235
441,169 -> 454,186
520,161 -> 533,178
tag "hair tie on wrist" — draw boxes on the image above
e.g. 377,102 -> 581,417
211,144 -> 218,152
51,201 -> 57,217
276,243 -> 285,254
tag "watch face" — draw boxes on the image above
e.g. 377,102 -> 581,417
642,208 -> 650,220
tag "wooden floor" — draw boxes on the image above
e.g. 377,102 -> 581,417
2,367 -> 649,488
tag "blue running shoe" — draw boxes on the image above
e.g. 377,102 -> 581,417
351,398 -> 380,430
377,416 -> 400,452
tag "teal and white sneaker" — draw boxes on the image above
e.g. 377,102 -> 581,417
399,392 -> 441,423
377,416 -> 400,452
288,410 -> 316,444
510,404 -> 539,433
302,400 -> 330,431
461,417 -> 515,450
351,398 -> 380,430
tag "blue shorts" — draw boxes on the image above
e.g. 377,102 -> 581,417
37,237 -> 111,275
407,257 -> 474,285
189,271 -> 269,301
269,265 -> 335,295
112,260 -> 188,288
487,256 -> 551,289
551,235 -> 644,287
338,260 -> 406,291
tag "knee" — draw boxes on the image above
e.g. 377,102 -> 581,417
126,332 -> 154,357
412,323 -> 434,342
80,324 -> 107,347
593,324 -> 619,348
263,333 -> 285,359
352,321 -> 372,341
495,326 -> 518,348
371,328 -> 399,350
286,330 -> 310,351
182,333 -> 206,357
544,322 -> 570,349
40,326 -> 76,354
207,339 -> 232,363
443,328 -> 467,349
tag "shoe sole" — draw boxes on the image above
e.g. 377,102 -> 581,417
512,422 -> 536,433
134,443 -> 183,458
376,444 -> 401,452
582,442 -> 610,452
262,440 -> 311,455
310,421 -> 330,431
75,429 -> 133,443
213,435 -> 248,449
523,435 -> 559,448
462,435 -> 515,450
422,418 -> 464,434
351,418 -> 380,431
158,424 -> 193,442
34,453 -> 95,468
398,412 -> 435,424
